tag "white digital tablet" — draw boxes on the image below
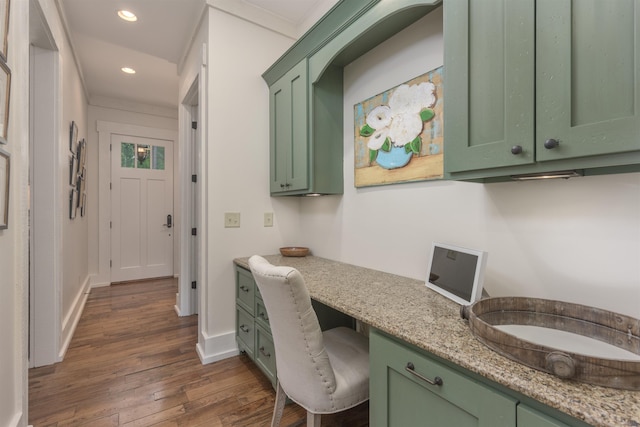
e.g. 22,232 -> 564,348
425,242 -> 488,305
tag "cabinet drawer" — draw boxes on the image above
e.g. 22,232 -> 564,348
255,324 -> 277,387
255,297 -> 271,332
236,267 -> 255,314
236,306 -> 255,358
370,330 -> 517,427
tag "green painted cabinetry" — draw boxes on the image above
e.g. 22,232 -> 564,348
370,329 -> 517,427
235,265 -> 277,387
518,405 -> 573,427
269,60 -> 310,194
444,0 -> 640,181
264,0 -> 442,195
268,59 -> 345,196
370,329 -> 590,427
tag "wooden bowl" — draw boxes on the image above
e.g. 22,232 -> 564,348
279,247 -> 309,257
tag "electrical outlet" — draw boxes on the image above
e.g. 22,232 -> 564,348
264,212 -> 273,227
224,212 -> 240,228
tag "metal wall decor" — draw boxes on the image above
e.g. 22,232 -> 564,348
69,135 -> 87,219
0,0 -> 9,62
0,146 -> 8,229
0,1 -> 10,229
0,56 -> 9,144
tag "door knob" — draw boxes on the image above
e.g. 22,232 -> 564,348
163,214 -> 172,228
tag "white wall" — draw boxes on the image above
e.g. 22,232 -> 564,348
28,0 -> 90,363
60,22 -> 89,349
300,9 -> 640,318
1,0 -> 29,424
192,6 -> 302,362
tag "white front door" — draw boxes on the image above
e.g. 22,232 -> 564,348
111,134 -> 174,282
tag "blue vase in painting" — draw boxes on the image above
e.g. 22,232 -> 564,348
375,146 -> 413,170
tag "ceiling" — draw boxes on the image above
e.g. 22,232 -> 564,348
55,0 -> 330,110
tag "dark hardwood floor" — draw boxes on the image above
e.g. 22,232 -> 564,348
28,277 -> 368,426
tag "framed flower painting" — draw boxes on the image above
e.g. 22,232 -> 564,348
354,66 -> 443,188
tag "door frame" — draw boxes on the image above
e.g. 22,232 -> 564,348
176,77 -> 201,316
95,121 -> 178,287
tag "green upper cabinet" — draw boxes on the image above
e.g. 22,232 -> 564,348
444,0 -> 536,173
269,60 -> 309,194
268,59 -> 344,196
264,0 -> 443,195
536,0 -> 640,162
444,0 -> 640,181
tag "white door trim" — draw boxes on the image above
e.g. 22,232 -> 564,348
95,121 -> 178,287
177,78 -> 200,316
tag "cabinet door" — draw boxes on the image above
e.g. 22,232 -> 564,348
269,60 -> 309,193
536,0 -> 640,162
370,330 -> 517,427
517,405 -> 572,427
444,0 -> 535,173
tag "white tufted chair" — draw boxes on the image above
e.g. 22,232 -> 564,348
248,255 -> 369,427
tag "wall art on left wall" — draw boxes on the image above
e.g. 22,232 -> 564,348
0,59 -> 10,145
0,0 -> 9,62
0,146 -> 9,229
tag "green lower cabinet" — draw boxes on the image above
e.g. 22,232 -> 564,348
255,324 -> 277,388
236,306 -> 255,359
370,329 -> 589,427
518,405 -> 572,427
370,329 -> 517,427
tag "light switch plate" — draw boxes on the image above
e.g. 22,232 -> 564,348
224,212 -> 240,228
264,212 -> 273,227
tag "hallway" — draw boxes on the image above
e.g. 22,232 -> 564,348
28,278 -> 368,426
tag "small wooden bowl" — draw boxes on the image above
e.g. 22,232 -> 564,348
279,247 -> 309,257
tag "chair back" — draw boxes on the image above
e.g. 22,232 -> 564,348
248,255 -> 337,408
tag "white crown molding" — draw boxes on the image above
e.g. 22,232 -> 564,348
207,0 -> 298,40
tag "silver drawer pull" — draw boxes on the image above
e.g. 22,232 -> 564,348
239,285 -> 250,293
239,324 -> 250,333
259,346 -> 271,358
405,362 -> 443,386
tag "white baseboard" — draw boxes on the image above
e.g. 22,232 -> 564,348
89,273 -> 110,288
195,330 -> 239,364
59,275 -> 91,359
8,411 -> 24,427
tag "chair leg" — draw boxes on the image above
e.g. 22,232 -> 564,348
271,381 -> 287,427
306,411 -> 321,427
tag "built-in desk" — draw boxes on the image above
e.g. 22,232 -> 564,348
234,255 -> 639,427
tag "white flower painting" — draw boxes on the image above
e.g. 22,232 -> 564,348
354,67 -> 443,188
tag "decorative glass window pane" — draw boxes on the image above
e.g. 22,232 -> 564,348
121,143 -> 135,168
137,144 -> 150,169
152,146 -> 165,170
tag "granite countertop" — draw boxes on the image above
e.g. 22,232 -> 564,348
234,255 -> 640,427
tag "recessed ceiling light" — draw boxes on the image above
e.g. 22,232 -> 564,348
121,67 -> 136,74
118,10 -> 137,22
